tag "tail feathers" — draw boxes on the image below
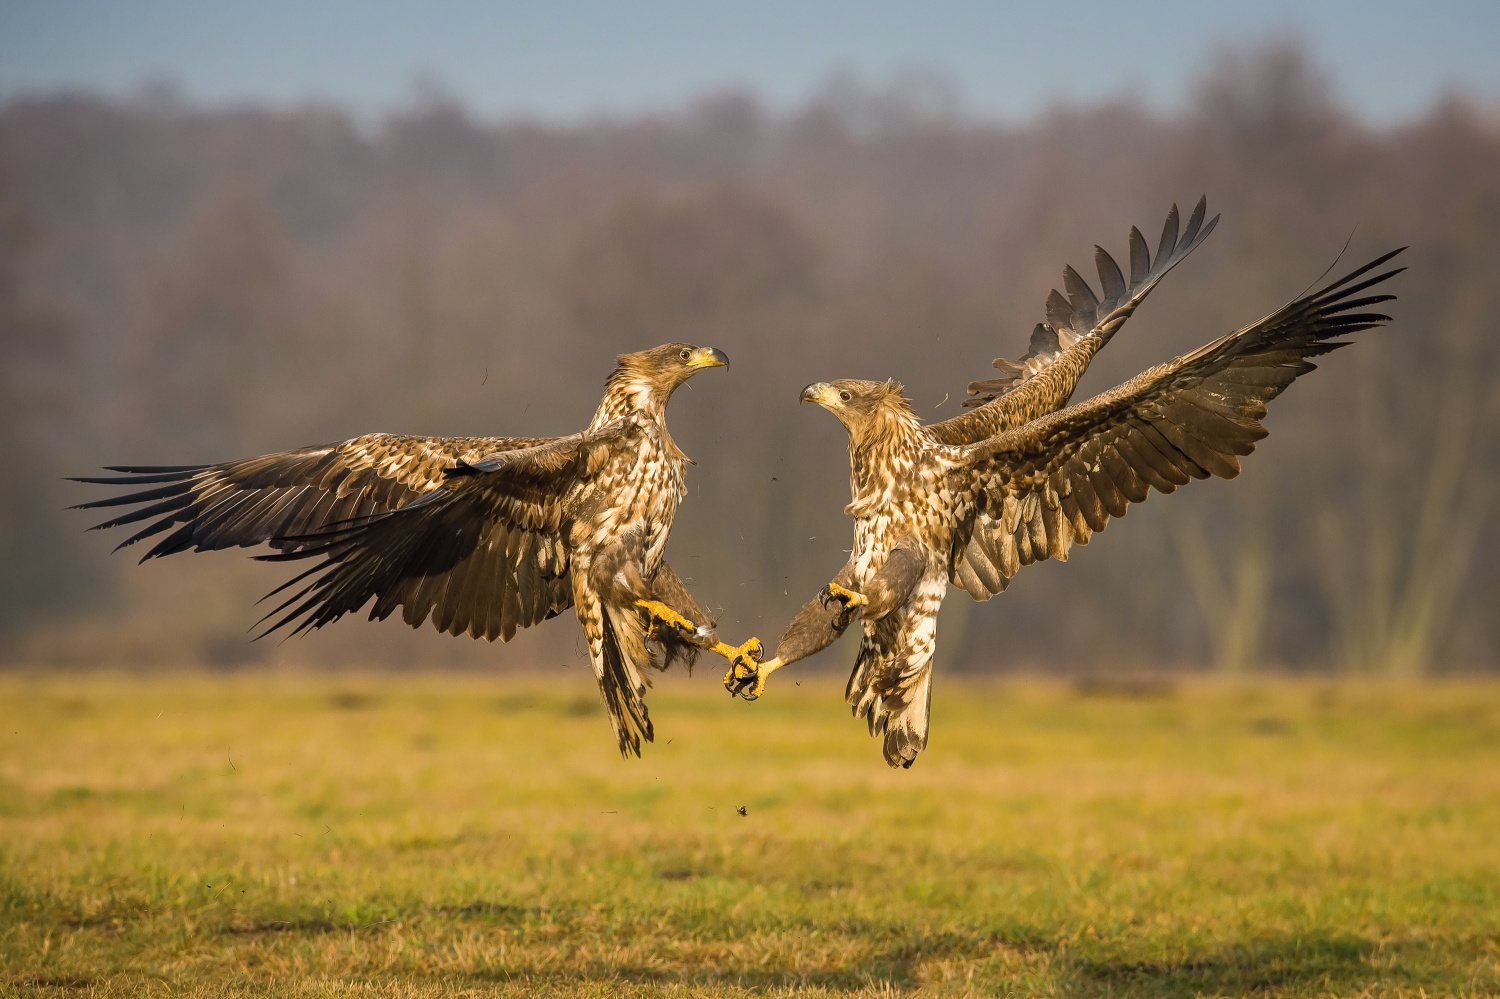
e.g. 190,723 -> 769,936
846,647 -> 934,769
599,602 -> 658,757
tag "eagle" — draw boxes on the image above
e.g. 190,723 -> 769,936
75,343 -> 761,757
723,200 -> 1404,768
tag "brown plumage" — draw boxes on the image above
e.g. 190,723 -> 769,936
75,343 -> 751,757
725,200 -> 1404,769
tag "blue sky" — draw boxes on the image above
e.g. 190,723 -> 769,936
1,1 -> 1495,123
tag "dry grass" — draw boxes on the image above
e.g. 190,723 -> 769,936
2,669 -> 1499,996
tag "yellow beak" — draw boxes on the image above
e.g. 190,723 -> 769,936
687,346 -> 730,369
800,382 -> 842,407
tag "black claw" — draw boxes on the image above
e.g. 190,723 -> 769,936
724,664 -> 758,700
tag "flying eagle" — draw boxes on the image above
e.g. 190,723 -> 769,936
76,344 -> 760,757
724,200 -> 1404,768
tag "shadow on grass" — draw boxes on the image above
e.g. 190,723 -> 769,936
14,894 -> 1440,996
224,917 -> 341,935
437,925 -> 1399,996
1074,932 -> 1386,997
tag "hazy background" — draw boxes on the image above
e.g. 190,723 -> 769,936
2,2 -> 1497,676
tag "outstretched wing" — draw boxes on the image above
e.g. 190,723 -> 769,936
71,434 -> 552,560
946,247 -> 1404,601
252,424 -> 636,641
930,198 -> 1219,446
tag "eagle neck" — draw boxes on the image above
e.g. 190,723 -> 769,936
589,373 -> 689,463
846,408 -> 923,514
591,367 -> 668,430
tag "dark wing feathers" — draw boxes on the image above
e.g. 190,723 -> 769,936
72,465 -> 212,484
74,431 -> 580,644
249,426 -> 632,641
1095,244 -> 1128,304
967,197 -> 1216,405
933,197 -> 1220,447
1128,226 -> 1151,285
949,247 -> 1403,601
71,434 -> 552,561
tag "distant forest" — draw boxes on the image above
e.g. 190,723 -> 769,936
3,44 -> 1497,674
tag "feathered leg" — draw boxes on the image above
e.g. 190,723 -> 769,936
847,566 -> 945,768
575,542 -> 656,758
728,544 -> 927,701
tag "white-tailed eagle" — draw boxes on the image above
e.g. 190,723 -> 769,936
77,344 -> 759,756
724,200 -> 1403,768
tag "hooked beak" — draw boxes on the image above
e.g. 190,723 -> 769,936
687,346 -> 729,369
801,382 -> 842,407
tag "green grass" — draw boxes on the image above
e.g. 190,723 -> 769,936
2,670 -> 1499,996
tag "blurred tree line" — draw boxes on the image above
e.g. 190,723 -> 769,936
1,43 -> 1496,674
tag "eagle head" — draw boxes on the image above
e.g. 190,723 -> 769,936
801,379 -> 917,448
606,343 -> 729,414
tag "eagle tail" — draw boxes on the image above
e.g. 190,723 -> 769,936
847,646 -> 933,770
599,601 -> 658,757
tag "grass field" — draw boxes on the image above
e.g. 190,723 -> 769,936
3,669 -> 1499,997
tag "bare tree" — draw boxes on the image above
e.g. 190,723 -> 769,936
1167,482 -> 1274,674
0,181 -> 87,640
128,177 -> 300,458
1315,322 -> 1496,676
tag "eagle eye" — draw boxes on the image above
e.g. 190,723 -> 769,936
679,348 -> 692,361
839,390 -> 852,402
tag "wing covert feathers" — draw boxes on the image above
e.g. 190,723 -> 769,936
948,247 -> 1403,600
245,429 -> 633,641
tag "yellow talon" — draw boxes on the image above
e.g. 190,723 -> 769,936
820,582 -> 867,629
709,635 -> 761,665
634,599 -> 697,638
822,582 -> 867,609
720,637 -> 783,701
